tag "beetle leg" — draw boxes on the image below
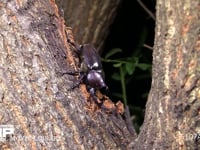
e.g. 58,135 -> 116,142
65,29 -> 81,51
62,71 -> 81,76
67,39 -> 80,51
88,88 -> 104,106
88,88 -> 95,96
67,74 -> 85,91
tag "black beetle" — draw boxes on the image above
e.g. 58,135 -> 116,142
64,37 -> 108,96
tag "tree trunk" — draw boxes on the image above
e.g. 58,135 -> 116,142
0,0 -> 135,149
135,0 -> 200,149
1,0 -> 200,149
55,0 -> 121,52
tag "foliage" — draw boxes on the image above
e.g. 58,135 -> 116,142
102,48 -> 152,106
102,27 -> 153,132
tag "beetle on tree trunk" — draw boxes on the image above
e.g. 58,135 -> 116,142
63,32 -> 108,98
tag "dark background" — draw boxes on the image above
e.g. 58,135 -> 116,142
103,0 -> 155,131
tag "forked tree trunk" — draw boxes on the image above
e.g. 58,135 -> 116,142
0,0 -> 200,149
0,0 -> 135,149
55,0 -> 121,52
135,0 -> 200,149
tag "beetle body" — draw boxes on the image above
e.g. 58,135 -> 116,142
66,42 -> 108,95
79,44 -> 102,72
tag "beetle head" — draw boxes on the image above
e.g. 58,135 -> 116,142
86,70 -> 108,91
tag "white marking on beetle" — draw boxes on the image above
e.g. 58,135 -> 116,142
92,62 -> 99,68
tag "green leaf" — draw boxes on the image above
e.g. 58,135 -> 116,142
131,56 -> 139,64
105,48 -> 122,59
113,63 -> 122,68
125,62 -> 135,75
136,63 -> 152,71
111,73 -> 121,81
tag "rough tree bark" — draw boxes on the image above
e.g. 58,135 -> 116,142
135,0 -> 200,149
1,0 -> 200,149
0,0 -> 136,149
55,0 -> 121,52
